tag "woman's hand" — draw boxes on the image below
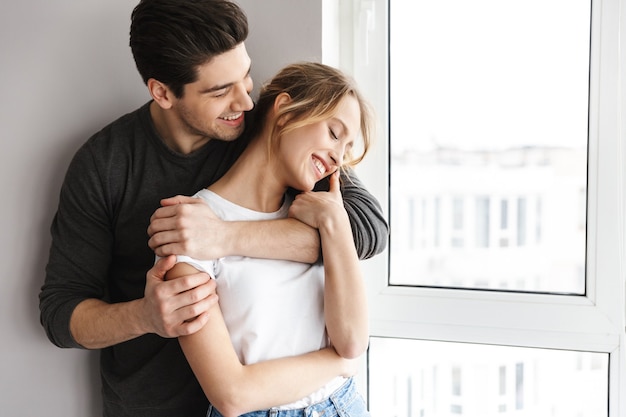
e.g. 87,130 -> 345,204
289,171 -> 347,231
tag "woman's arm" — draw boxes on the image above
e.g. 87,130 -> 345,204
317,167 -> 389,259
167,262 -> 355,417
289,172 -> 370,359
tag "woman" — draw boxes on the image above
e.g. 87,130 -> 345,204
166,62 -> 374,417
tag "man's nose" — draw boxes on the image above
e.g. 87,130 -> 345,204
232,82 -> 254,112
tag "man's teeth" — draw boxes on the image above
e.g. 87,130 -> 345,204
314,158 -> 326,174
221,113 -> 241,121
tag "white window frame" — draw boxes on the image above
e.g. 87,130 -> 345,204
325,0 -> 626,414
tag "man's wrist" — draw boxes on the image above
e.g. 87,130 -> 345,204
221,221 -> 243,257
132,297 -> 153,337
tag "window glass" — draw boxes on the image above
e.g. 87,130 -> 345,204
368,337 -> 609,417
389,0 -> 591,293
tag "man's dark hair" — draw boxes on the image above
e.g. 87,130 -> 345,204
130,0 -> 249,98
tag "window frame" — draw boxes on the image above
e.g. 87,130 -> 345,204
327,0 -> 626,414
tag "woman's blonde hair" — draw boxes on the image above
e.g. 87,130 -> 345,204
249,62 -> 374,168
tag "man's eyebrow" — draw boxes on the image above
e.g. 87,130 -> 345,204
201,64 -> 252,94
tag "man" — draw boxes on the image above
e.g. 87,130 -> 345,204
39,1 -> 388,416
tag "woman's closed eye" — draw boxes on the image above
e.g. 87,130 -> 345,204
329,128 -> 339,141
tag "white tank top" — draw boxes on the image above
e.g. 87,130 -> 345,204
177,189 -> 346,409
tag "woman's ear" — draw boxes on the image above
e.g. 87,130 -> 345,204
274,92 -> 292,109
273,93 -> 292,127
274,93 -> 291,127
147,78 -> 174,110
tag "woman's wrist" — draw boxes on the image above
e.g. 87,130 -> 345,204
318,207 -> 350,238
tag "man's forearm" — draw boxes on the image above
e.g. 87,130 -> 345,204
69,298 -> 147,349
228,218 -> 320,263
337,169 -> 389,259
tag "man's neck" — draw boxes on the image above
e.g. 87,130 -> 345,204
149,101 -> 210,155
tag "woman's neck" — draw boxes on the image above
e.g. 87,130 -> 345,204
208,137 -> 287,213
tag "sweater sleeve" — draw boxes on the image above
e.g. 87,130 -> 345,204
315,168 -> 388,260
39,141 -> 113,349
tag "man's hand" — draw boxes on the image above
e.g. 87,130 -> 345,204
68,256 -> 218,348
148,195 -> 232,259
142,255 -> 218,338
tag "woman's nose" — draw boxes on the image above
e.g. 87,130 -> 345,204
330,148 -> 345,166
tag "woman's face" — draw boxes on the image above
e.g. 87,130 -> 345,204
276,94 -> 361,191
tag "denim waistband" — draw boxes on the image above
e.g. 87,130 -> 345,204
207,377 -> 363,417
297,377 -> 358,417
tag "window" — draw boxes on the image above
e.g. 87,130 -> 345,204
330,0 -> 625,416
369,338 -> 609,416
389,0 -> 590,294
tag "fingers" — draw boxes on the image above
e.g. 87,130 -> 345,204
149,204 -> 180,226
160,195 -> 200,206
174,292 -> 219,335
146,272 -> 217,337
328,170 -> 341,194
148,207 -> 175,236
168,278 -> 218,335
149,197 -> 200,226
165,270 -> 214,293
148,232 -> 179,254
148,206 -> 188,238
150,255 -> 177,280
148,198 -> 217,240
177,310 -> 212,336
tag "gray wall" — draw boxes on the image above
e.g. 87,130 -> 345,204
0,1 -> 322,415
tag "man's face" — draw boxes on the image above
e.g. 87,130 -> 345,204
173,43 -> 254,143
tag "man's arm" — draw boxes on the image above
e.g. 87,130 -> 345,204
148,198 -> 320,263
68,257 -> 217,349
148,169 -> 388,263
336,167 -> 389,259
39,143 -> 217,350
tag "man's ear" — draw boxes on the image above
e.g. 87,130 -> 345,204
273,92 -> 292,126
147,78 -> 174,110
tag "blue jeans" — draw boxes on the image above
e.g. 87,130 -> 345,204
206,377 -> 370,417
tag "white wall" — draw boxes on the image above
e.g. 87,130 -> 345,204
0,1 -> 322,415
